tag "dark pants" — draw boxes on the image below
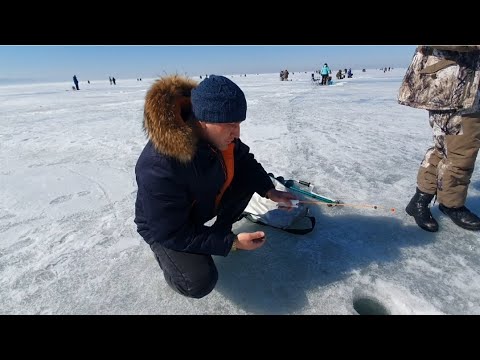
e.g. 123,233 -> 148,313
150,182 -> 254,298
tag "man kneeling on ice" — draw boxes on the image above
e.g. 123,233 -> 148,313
134,75 -> 297,298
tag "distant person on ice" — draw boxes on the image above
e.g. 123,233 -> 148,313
398,45 -> 480,232
73,75 -> 79,90
320,63 -> 331,85
134,75 -> 296,298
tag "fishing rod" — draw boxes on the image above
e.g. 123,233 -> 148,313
271,175 -> 396,214
297,200 -> 396,213
278,199 -> 396,213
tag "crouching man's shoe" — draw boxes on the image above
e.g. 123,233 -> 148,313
439,204 -> 480,231
406,187 -> 439,232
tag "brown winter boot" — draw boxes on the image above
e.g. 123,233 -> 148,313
406,188 -> 439,232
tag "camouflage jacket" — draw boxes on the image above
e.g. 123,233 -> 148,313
398,46 -> 480,113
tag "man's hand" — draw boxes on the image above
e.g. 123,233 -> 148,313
235,231 -> 266,250
266,189 -> 298,210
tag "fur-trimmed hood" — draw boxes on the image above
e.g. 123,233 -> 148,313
143,75 -> 199,163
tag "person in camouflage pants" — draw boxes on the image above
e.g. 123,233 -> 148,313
398,46 -> 480,232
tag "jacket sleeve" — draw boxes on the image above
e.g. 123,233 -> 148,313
234,138 -> 275,197
139,158 -> 236,256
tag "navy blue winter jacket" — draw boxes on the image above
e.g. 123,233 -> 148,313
134,76 -> 274,256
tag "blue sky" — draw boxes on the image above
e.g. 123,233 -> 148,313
0,45 -> 416,83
